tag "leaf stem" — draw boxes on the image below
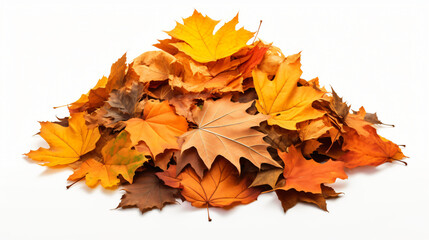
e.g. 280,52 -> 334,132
53,104 -> 69,109
66,176 -> 85,189
206,204 -> 212,222
252,20 -> 263,44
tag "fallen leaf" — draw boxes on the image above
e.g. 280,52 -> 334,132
276,145 -> 347,193
86,83 -> 146,129
339,126 -> 406,168
275,184 -> 341,213
166,10 -> 254,63
125,99 -> 188,157
180,96 -> 280,172
158,158 -> 261,221
117,170 -> 180,213
253,52 -> 325,130
67,131 -> 147,188
26,112 -> 100,166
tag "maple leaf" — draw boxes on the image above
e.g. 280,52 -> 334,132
67,131 -> 147,188
253,52 -> 325,130
338,126 -> 406,168
157,158 -> 261,221
275,185 -> 341,213
117,170 -> 181,213
26,112 -> 100,166
179,96 -> 280,172
165,10 -> 254,63
276,145 -> 347,194
125,99 -> 188,157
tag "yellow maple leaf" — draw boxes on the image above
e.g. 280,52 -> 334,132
68,131 -> 147,188
166,10 -> 254,63
26,112 -> 101,166
253,52 -> 325,130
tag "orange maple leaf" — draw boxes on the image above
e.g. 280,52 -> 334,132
125,99 -> 188,157
339,126 -> 406,168
276,145 -> 347,194
157,158 -> 260,221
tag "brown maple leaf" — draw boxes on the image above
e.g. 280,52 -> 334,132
117,170 -> 181,213
276,184 -> 341,213
86,83 -> 146,129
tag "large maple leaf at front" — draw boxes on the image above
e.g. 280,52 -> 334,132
166,10 -> 254,63
179,96 -> 280,172
26,112 -> 100,166
157,158 -> 260,209
68,131 -> 147,188
253,52 -> 325,130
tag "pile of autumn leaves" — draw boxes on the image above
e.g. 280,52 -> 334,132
26,10 -> 406,220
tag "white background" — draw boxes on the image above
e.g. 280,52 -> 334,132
1,0 -> 428,239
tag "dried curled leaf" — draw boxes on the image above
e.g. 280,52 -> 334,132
276,185 -> 341,213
